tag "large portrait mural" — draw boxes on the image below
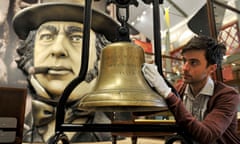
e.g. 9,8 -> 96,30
1,0 -> 124,142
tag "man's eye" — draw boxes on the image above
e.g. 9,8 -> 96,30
190,60 -> 198,66
70,35 -> 83,42
39,34 -> 54,41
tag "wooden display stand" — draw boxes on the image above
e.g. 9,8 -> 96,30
0,87 -> 27,144
112,119 -> 176,144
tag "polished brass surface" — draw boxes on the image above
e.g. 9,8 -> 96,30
79,42 -> 167,112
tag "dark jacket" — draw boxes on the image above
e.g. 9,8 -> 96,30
166,81 -> 240,144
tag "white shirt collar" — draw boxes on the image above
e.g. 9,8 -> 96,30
200,77 -> 214,96
184,76 -> 214,97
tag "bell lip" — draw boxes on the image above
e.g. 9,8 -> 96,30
12,2 -> 120,42
78,105 -> 169,112
79,90 -> 168,112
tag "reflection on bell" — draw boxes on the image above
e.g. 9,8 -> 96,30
79,42 -> 167,112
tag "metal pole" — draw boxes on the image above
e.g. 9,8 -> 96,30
206,0 -> 223,82
152,0 -> 163,75
55,0 -> 92,132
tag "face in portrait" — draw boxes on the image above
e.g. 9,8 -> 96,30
34,21 -> 97,100
13,1 -> 119,142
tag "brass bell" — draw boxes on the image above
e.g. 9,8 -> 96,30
79,42 -> 167,112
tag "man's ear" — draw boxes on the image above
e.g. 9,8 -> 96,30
209,64 -> 217,74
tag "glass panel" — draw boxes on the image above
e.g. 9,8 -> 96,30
215,0 -> 240,92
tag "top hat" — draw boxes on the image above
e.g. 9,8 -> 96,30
12,1 -> 120,42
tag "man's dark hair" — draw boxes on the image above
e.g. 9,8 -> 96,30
181,35 -> 226,67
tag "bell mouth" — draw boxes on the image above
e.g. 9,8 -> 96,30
79,89 -> 168,112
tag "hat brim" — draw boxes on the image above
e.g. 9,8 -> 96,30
12,2 -> 120,41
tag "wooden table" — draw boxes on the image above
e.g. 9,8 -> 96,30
111,119 -> 177,144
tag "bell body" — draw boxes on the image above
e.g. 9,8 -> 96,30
79,42 -> 167,112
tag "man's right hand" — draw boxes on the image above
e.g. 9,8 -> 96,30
142,63 -> 171,98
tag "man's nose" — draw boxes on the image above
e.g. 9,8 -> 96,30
51,35 -> 68,57
182,62 -> 189,71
